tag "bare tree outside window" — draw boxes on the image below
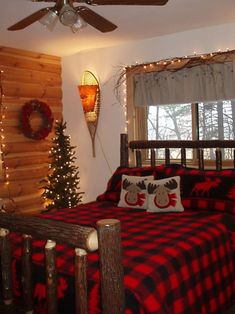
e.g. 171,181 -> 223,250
147,104 -> 192,159
147,101 -> 235,160
198,100 -> 235,159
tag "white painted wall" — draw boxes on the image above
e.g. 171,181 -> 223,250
62,22 -> 235,202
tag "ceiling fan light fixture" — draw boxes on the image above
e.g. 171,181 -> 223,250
7,0 -> 168,33
71,16 -> 87,33
59,4 -> 78,27
39,9 -> 58,31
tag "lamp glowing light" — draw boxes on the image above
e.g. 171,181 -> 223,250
78,85 -> 99,113
78,71 -> 100,157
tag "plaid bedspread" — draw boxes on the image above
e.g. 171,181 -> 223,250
11,201 -> 235,314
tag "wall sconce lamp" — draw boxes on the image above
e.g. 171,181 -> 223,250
78,71 -> 100,157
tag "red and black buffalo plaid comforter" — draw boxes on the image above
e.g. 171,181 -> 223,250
11,201 -> 235,314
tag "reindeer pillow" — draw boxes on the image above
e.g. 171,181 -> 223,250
179,173 -> 235,214
147,176 -> 184,213
118,175 -> 154,209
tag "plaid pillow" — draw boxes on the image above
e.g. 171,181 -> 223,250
180,174 -> 235,214
155,164 -> 235,214
97,166 -> 158,202
155,164 -> 235,178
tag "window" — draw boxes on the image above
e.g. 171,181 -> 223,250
198,101 -> 235,141
131,100 -> 235,163
147,101 -> 235,142
124,50 -> 235,165
147,103 -> 192,141
147,103 -> 193,160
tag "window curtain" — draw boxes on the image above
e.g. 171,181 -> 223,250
133,60 -> 235,106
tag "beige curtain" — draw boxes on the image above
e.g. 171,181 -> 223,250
133,61 -> 235,106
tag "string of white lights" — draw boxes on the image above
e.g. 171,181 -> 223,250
0,69 -> 10,209
120,48 -> 233,133
0,70 -> 9,184
121,71 -> 129,133
126,48 -> 232,71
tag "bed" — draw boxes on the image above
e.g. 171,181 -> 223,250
0,133 -> 235,314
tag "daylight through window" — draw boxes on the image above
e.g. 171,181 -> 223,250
146,100 -> 235,161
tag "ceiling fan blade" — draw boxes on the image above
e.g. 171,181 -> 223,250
8,8 -> 50,31
76,6 -> 117,32
83,0 -> 168,4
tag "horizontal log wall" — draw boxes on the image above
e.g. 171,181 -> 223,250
0,46 -> 62,215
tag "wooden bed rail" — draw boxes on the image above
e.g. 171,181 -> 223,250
0,212 -> 125,314
120,133 -> 235,170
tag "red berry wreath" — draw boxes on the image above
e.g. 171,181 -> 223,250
20,99 -> 54,140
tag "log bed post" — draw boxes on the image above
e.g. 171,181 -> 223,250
45,240 -> 57,314
234,149 -> 235,168
181,148 -> 186,166
150,149 -> 156,167
215,148 -> 222,171
75,248 -> 88,314
120,133 -> 129,167
0,228 -> 13,306
198,148 -> 204,170
22,235 -> 33,313
165,148 -> 170,165
97,219 -> 125,314
136,150 -> 142,167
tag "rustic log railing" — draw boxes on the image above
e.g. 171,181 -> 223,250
0,212 -> 125,314
120,133 -> 235,170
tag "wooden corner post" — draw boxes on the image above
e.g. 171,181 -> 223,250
96,219 -> 125,314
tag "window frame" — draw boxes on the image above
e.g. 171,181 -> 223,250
126,76 -> 233,167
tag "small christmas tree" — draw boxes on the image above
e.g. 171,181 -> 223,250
42,120 -> 83,210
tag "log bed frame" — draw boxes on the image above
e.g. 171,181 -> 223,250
0,216 -> 125,314
0,133 -> 235,314
120,133 -> 235,169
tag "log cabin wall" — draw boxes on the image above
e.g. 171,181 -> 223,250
0,46 -> 62,215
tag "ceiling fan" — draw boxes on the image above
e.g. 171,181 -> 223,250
8,0 -> 169,33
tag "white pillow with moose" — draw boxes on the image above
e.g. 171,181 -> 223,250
147,176 -> 184,213
118,175 -> 154,209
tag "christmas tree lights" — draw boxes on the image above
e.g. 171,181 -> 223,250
42,120 -> 83,210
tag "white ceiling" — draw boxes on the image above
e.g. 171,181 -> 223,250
1,0 -> 235,57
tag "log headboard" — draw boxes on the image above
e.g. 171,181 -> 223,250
120,133 -> 235,170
